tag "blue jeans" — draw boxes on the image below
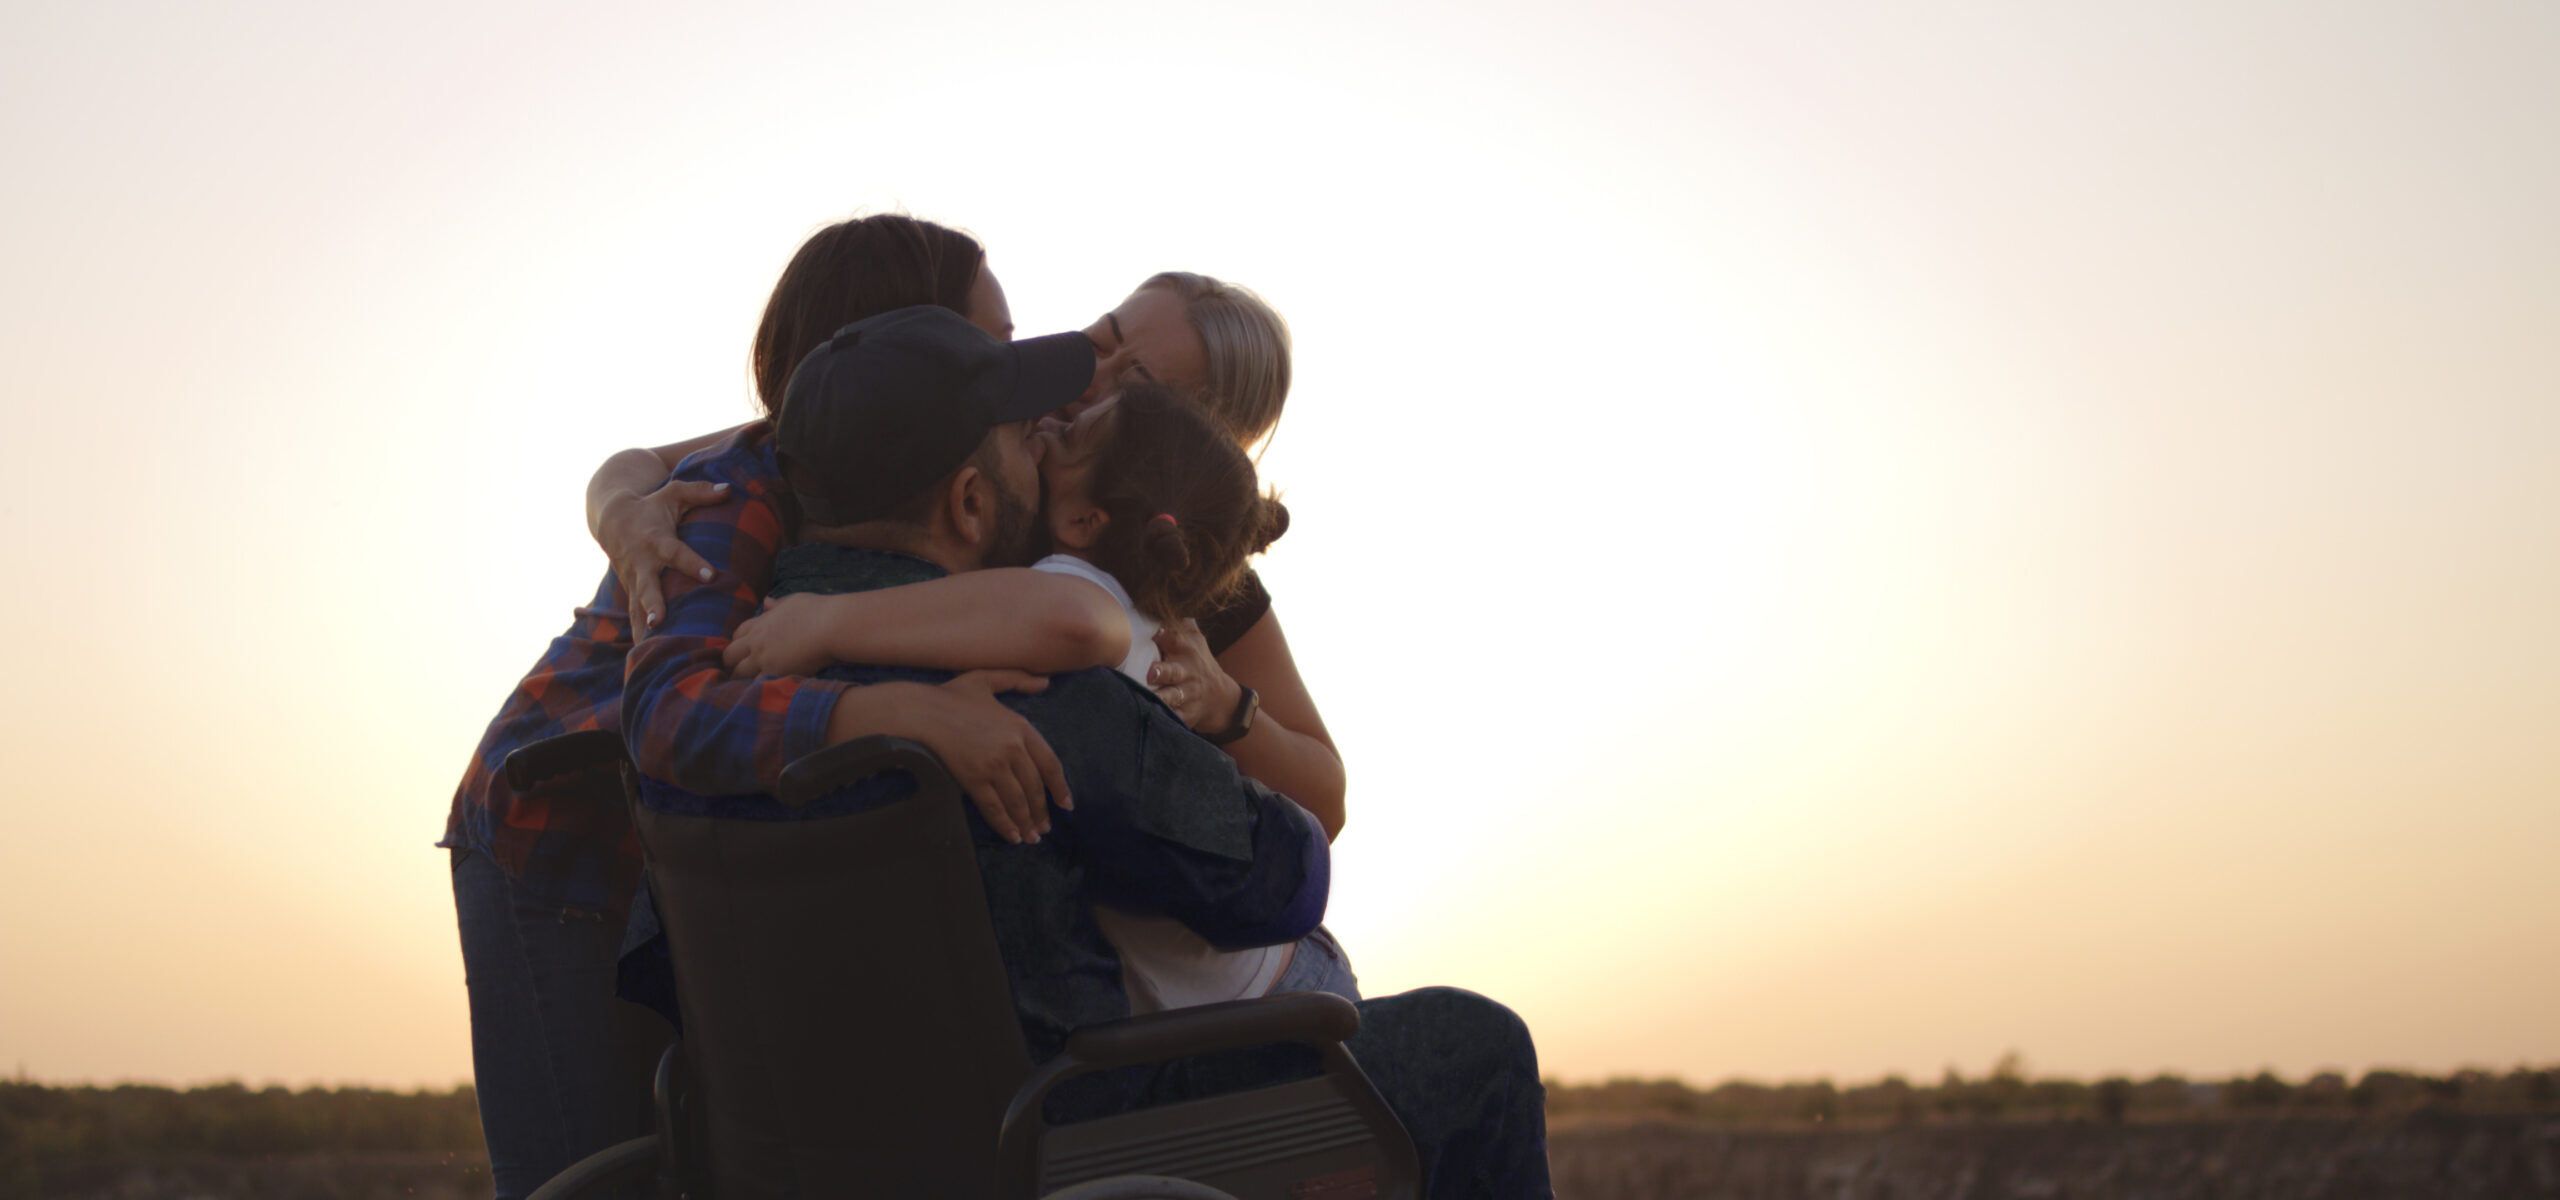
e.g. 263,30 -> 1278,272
451,848 -> 672,1200
1341,987 -> 1551,1199
1275,923 -> 1362,1003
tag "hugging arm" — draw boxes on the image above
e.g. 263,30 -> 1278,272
1094,775 -> 1329,951
619,462 -> 851,797
1152,608 -> 1347,842
723,569 -> 1132,679
587,422 -> 757,629
619,436 -> 1070,842
1028,677 -> 1330,950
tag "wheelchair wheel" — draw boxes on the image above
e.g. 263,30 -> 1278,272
1039,1176 -> 1245,1200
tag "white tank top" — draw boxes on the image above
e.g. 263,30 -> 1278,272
1029,553 -> 1293,1012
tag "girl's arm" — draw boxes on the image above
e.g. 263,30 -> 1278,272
1150,609 -> 1347,842
723,568 -> 1132,678
587,422 -> 757,628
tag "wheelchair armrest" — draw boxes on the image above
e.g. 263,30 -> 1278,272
1059,991 -> 1360,1070
776,734 -> 950,807
998,991 -> 1371,1190
503,728 -> 631,792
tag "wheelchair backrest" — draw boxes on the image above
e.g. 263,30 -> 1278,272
634,736 -> 1032,1198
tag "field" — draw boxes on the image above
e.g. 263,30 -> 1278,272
19,1152 -> 485,1200
1549,1112 -> 2560,1199
17,1114 -> 2559,1198
10,1071 -> 2560,1198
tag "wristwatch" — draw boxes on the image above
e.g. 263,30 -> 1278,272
1204,684 -> 1260,746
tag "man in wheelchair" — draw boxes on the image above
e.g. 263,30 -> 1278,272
618,307 -> 1551,1196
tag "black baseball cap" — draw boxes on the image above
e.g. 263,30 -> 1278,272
776,306 -> 1095,526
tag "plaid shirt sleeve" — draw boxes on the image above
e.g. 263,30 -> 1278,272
441,569 -> 646,913
621,424 -> 850,795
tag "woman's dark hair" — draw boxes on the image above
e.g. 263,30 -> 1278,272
1083,383 -> 1290,622
749,214 -> 984,415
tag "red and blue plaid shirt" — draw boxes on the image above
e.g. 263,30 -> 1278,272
441,423 -> 846,912
620,424 -> 850,798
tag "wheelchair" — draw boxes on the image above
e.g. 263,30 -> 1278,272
502,729 -> 1420,1200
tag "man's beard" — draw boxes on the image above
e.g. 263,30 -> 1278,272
987,479 -> 1052,568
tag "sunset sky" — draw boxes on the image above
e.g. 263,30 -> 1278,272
2,1 -> 2553,1090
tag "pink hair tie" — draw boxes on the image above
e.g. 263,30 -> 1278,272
1154,513 -> 1178,528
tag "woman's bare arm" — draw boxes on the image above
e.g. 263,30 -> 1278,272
724,568 -> 1131,678
1152,609 -> 1346,841
585,423 -> 755,628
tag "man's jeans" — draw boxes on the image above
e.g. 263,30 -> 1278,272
452,848 -> 671,1200
1347,988 -> 1551,1198
1275,923 -> 1362,1003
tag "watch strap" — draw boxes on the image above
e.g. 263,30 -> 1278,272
1204,684 -> 1259,746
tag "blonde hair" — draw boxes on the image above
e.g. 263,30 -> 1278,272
1139,271 -> 1292,447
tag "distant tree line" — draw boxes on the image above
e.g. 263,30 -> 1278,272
1546,1055 -> 2560,1128
9,1058 -> 2557,1167
0,1081 -> 484,1171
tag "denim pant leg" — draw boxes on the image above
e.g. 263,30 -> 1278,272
1273,924 -> 1361,1003
1344,988 -> 1552,1200
452,848 -> 670,1200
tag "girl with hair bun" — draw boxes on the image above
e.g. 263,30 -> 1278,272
1028,384 -> 1326,1011
1031,382 -> 1291,677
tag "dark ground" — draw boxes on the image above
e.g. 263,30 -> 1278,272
1548,1111 -> 2560,1200
16,1113 -> 2559,1198
13,1151 -> 485,1200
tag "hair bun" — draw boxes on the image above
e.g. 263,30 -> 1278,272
1250,497 -> 1291,555
1143,513 -> 1192,571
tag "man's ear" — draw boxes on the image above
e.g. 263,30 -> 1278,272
943,465 -> 990,550
1052,499 -> 1110,551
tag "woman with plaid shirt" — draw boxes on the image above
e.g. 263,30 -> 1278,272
442,213 -> 1062,1200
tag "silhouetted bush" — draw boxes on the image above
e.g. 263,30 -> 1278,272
1798,1082 -> 1838,1124
2523,1069 -> 2557,1107
2296,1072 -> 2348,1108
2228,1071 -> 2292,1110
2094,1077 -> 2132,1123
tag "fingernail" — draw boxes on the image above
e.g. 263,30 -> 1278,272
698,567 -> 713,580
713,482 -> 730,492
646,610 -> 660,626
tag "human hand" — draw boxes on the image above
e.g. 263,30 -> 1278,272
723,593 -> 845,678
1147,619 -> 1243,734
599,479 -> 729,630
899,670 -> 1074,845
